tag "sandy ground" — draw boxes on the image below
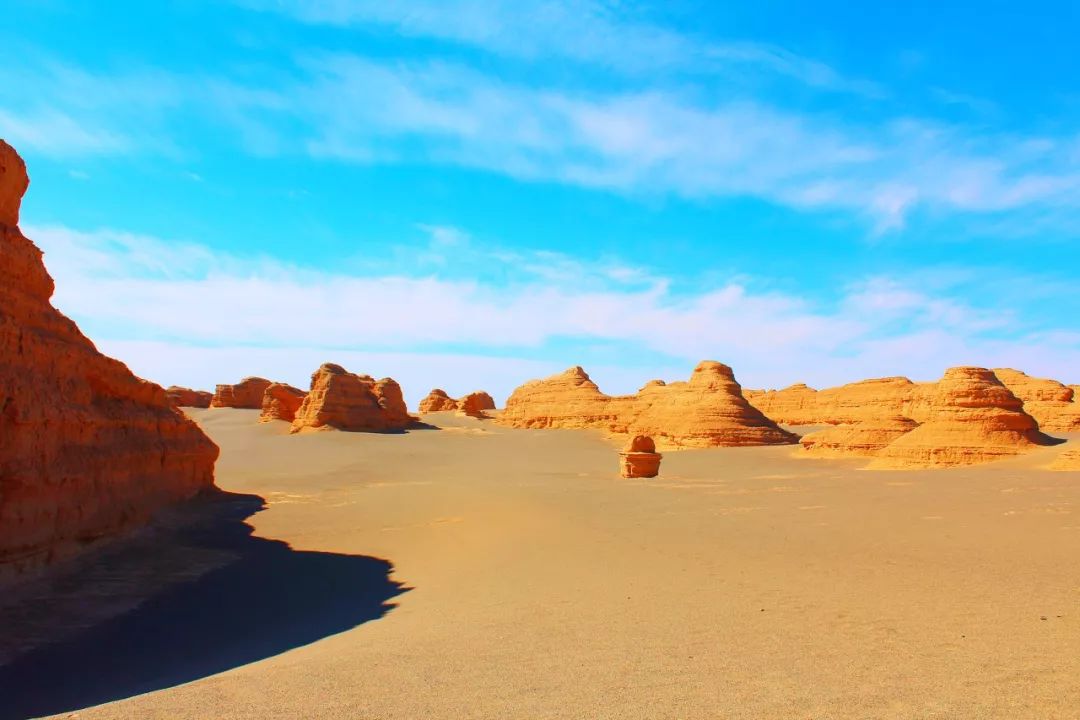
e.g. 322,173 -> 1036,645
9,410 -> 1080,719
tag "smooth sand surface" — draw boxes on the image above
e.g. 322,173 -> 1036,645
22,411 -> 1080,718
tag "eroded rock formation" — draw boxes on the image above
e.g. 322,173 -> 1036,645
259,382 -> 307,423
994,368 -> 1080,433
747,377 -> 935,426
419,389 -> 497,417
800,415 -> 919,458
869,367 -> 1057,469
457,391 -> 496,418
166,386 -> 213,409
419,389 -> 458,413
211,377 -> 272,409
290,363 -> 414,433
0,140 -> 218,579
619,435 -> 662,478
499,361 -> 797,449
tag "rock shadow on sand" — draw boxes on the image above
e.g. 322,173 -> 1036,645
0,491 -> 408,720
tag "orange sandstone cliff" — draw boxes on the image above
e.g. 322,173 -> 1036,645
0,140 -> 218,578
993,368 -> 1080,433
211,377 -> 272,409
259,382 -> 307,423
166,386 -> 213,409
869,367 -> 1057,469
290,363 -> 415,433
457,391 -> 496,418
747,377 -> 935,426
499,361 -> 797,448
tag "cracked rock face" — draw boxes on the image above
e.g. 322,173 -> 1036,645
0,140 -> 218,580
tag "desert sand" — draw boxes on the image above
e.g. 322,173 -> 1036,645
4,409 -> 1079,719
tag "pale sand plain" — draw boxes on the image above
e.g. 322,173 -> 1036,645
20,410 -> 1080,718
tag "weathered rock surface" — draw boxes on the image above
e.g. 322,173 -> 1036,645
259,383 -> 306,423
290,363 -> 414,434
419,389 -> 497,417
870,367 -> 1057,469
994,368 -> 1080,433
211,377 -> 272,409
165,386 -> 213,409
747,377 -> 934,426
800,415 -> 919,458
419,389 -> 458,413
499,361 -> 797,449
457,391 -> 496,418
0,140 -> 218,579
744,383 -> 820,425
619,435 -> 662,478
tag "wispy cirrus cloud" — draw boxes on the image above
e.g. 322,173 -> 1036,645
27,223 -> 1080,402
240,0 -> 883,95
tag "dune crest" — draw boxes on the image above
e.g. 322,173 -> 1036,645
0,140 -> 218,579
499,361 -> 797,448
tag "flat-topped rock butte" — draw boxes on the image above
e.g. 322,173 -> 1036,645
0,140 -> 218,580
746,376 -> 935,426
499,361 -> 797,449
418,389 -> 496,417
211,377 -> 272,409
166,386 -> 213,409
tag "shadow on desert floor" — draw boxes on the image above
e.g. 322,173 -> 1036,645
0,491 -> 408,720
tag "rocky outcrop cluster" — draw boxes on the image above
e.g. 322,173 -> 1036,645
211,377 -> 272,409
867,367 -> 1057,469
499,361 -> 797,449
166,386 -> 213,409
0,140 -> 218,579
619,435 -> 662,478
418,389 -> 496,417
290,363 -> 415,433
994,368 -> 1080,433
746,377 -> 935,426
259,382 -> 307,423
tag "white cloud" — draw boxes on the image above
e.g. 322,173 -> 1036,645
25,224 -> 1080,404
242,0 -> 882,95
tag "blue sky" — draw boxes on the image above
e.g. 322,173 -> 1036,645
3,0 -> 1079,403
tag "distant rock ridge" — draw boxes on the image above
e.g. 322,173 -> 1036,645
0,139 -> 218,580
166,386 -> 213,409
746,377 -> 935,426
290,363 -> 415,434
211,377 -> 272,409
498,361 -> 797,449
418,389 -> 496,417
